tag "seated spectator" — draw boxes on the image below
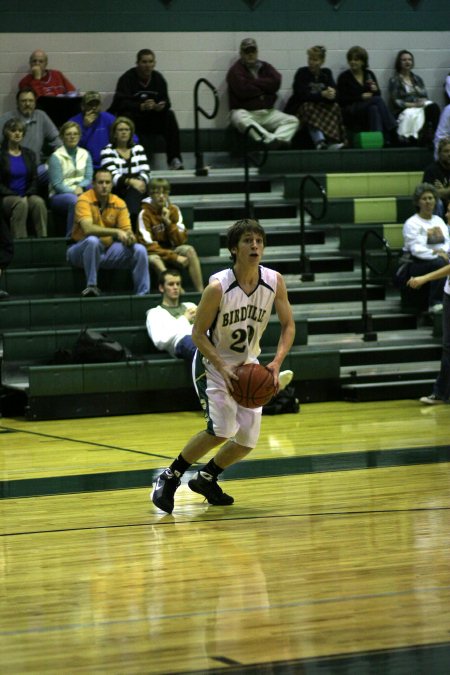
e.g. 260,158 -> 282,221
137,178 -> 204,292
0,118 -> 47,239
388,50 -> 440,146
0,216 -> 14,299
67,168 -> 150,297
48,121 -> 93,236
402,182 -> 450,313
109,49 -> 183,170
100,116 -> 150,231
337,46 -> 396,145
227,38 -> 299,147
285,45 -> 346,150
407,214 -> 450,406
146,269 -> 197,362
0,88 -> 61,187
434,105 -> 450,159
423,138 -> 450,217
70,91 -> 117,169
18,49 -> 77,98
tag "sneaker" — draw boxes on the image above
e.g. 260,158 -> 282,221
278,369 -> 294,391
151,468 -> 181,514
419,394 -> 444,406
0,289 -> 9,300
316,141 -> 328,150
429,304 -> 443,314
81,285 -> 101,297
188,471 -> 234,506
169,157 -> 184,170
327,142 -> 344,151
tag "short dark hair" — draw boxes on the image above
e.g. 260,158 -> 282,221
137,49 -> 155,62
16,87 -> 36,101
227,219 -> 266,262
93,167 -> 112,181
346,46 -> 369,68
158,269 -> 182,287
2,117 -> 26,143
412,182 -> 438,211
437,137 -> 450,158
395,50 -> 414,73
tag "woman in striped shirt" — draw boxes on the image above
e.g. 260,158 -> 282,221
100,116 -> 150,230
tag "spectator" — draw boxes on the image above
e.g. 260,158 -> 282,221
0,118 -> 47,239
337,46 -> 396,145
100,116 -> 150,231
18,49 -> 77,98
146,269 -> 197,362
423,138 -> 450,217
433,104 -> 450,159
137,178 -> 204,292
388,50 -> 440,146
48,121 -> 93,236
67,168 -> 150,297
407,204 -> 450,404
0,88 -> 61,186
109,49 -> 183,170
70,91 -> 117,169
402,182 -> 450,313
227,38 -> 299,146
285,45 -> 346,150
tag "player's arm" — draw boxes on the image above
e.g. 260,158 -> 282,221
192,280 -> 239,393
266,272 -> 295,389
407,263 -> 450,288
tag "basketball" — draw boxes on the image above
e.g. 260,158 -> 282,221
231,363 -> 276,408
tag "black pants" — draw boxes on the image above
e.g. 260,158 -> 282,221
133,109 -> 182,163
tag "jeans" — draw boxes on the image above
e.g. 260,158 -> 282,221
67,236 -> 150,294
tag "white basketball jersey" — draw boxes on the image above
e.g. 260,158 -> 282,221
207,265 -> 278,366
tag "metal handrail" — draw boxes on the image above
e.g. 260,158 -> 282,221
360,230 -> 391,341
299,175 -> 327,281
243,125 -> 268,218
193,78 -> 219,176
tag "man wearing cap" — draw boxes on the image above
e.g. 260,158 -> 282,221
69,92 -> 117,169
227,38 -> 299,146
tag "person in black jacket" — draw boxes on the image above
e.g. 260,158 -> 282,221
337,46 -> 396,144
109,49 -> 183,170
285,45 -> 346,150
0,118 -> 47,238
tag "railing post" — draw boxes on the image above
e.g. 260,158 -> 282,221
193,78 -> 219,177
243,125 -> 267,218
299,175 -> 327,282
360,230 -> 391,342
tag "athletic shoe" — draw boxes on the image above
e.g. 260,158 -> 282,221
327,142 -> 344,151
429,304 -> 443,314
151,468 -> 181,514
278,369 -> 294,391
188,471 -> 234,506
419,394 -> 444,406
0,289 -> 9,300
81,285 -> 101,297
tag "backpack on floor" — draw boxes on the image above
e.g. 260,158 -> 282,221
72,328 -> 133,364
262,385 -> 300,415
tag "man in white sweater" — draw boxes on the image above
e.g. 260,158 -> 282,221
146,269 -> 197,361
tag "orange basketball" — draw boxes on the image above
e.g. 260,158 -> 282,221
231,363 -> 276,408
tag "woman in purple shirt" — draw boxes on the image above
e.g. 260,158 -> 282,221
0,118 -> 47,238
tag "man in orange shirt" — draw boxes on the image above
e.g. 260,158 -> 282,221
67,169 -> 150,297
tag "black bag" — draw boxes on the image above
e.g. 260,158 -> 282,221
71,329 -> 133,364
394,252 -> 412,289
262,385 -> 300,416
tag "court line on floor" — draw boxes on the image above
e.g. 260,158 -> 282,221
2,444 -> 449,499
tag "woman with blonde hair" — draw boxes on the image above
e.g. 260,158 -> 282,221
100,116 -> 150,230
285,46 -> 346,149
48,120 -> 93,236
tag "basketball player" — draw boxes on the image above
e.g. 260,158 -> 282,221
151,218 -> 295,514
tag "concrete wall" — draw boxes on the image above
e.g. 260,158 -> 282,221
1,31 -> 449,128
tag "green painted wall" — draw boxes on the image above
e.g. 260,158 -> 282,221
1,0 -> 449,32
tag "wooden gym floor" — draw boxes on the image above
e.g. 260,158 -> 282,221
1,399 -> 449,674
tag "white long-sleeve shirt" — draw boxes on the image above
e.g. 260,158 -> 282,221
146,302 -> 196,357
403,213 -> 450,260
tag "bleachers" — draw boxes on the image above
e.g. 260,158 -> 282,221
0,145 -> 443,419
